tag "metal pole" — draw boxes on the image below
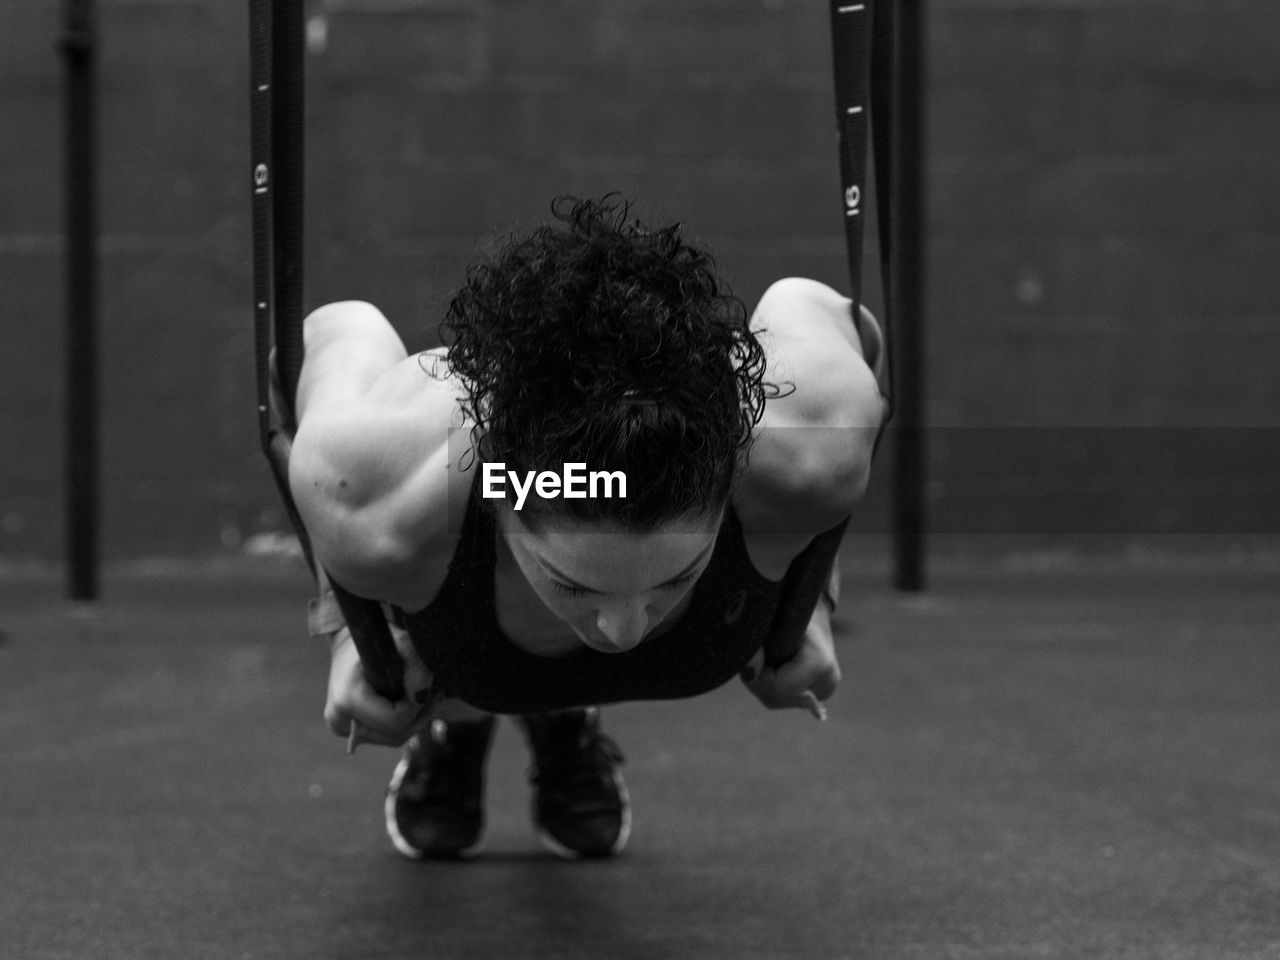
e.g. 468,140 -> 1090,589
62,0 -> 99,601
891,0 -> 926,591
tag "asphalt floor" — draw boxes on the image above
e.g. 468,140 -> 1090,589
1,553 -> 1278,959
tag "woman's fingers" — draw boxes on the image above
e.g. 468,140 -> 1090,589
332,680 -> 434,748
346,699 -> 435,749
741,637 -> 841,717
742,664 -> 834,715
802,656 -> 841,702
325,626 -> 435,747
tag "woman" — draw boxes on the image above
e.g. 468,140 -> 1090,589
289,196 -> 886,860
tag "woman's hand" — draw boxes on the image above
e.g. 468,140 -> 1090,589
741,598 -> 841,719
323,623 -> 436,749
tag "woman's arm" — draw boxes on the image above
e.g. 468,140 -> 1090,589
735,279 -> 885,717
288,301 -> 461,746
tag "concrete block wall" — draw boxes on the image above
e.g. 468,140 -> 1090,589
1,0 -> 1277,561
922,0 -> 1280,539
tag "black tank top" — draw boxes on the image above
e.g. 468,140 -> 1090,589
396,476 -> 784,715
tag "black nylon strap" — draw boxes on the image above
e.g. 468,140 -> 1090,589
830,0 -> 875,313
249,0 -> 272,453
763,519 -> 850,669
249,0 -> 406,703
832,0 -> 895,416
871,0 -> 896,417
270,0 -> 307,408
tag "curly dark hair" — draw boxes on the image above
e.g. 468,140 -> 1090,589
439,195 -> 775,528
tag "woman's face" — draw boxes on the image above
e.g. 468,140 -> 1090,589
498,508 -> 722,654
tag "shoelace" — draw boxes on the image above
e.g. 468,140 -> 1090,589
403,728 -> 486,804
530,728 -> 625,805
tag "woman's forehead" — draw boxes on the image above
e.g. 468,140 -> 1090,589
506,501 -> 722,538
508,511 -> 721,576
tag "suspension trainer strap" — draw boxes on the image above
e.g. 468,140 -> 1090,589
830,0 -> 875,313
871,0 -> 896,418
763,0 -> 891,668
888,0 -> 926,591
763,518 -> 850,670
271,0 -> 307,406
249,0 -> 406,702
834,0 -> 895,419
250,0 -> 312,561
249,0 -> 273,453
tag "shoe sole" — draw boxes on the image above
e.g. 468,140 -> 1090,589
533,766 -> 632,861
384,753 -> 486,861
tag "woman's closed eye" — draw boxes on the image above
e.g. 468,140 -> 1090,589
550,572 -> 697,599
550,581 -> 592,598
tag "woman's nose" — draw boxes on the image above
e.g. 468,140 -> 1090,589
594,601 -> 649,652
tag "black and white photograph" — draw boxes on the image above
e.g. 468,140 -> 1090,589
2,1 -> 1277,957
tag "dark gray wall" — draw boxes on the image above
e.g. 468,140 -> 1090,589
2,0 -> 1277,561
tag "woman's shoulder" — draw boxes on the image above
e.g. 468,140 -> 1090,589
733,278 -> 886,537
289,350 -> 473,606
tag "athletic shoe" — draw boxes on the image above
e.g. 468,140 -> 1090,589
384,716 -> 496,859
520,708 -> 631,859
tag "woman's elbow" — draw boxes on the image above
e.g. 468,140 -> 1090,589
783,437 -> 874,523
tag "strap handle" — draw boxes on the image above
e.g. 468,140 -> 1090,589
763,519 -> 850,669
